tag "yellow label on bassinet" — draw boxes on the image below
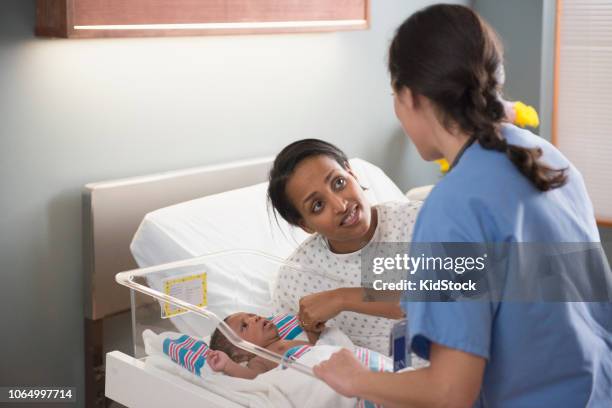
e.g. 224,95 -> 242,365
162,273 -> 207,318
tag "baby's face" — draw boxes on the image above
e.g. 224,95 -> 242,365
226,313 -> 279,347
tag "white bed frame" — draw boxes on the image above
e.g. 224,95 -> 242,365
84,156 -> 432,408
106,351 -> 243,408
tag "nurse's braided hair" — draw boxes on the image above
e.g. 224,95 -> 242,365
388,4 -> 566,191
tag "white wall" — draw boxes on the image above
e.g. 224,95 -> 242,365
0,0 -> 468,404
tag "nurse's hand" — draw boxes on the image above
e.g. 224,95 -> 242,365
298,289 -> 343,331
313,349 -> 368,398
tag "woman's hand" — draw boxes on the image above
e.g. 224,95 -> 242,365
207,350 -> 230,373
298,289 -> 344,331
304,326 -> 325,344
313,349 -> 368,398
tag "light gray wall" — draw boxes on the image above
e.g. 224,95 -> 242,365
473,0 -> 544,136
0,0 -> 467,404
539,0 -> 557,143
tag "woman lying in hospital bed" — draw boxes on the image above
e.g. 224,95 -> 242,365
268,139 -> 422,355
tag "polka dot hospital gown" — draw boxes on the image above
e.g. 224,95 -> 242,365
272,201 -> 422,355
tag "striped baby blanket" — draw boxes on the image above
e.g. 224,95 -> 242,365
267,313 -> 304,340
355,347 -> 392,408
162,334 -> 210,377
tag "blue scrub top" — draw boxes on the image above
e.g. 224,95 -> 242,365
403,124 -> 612,407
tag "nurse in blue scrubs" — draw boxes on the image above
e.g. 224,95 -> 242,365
313,4 -> 612,407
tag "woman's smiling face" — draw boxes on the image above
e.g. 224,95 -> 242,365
285,155 -> 376,254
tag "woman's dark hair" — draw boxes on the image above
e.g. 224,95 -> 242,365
388,4 -> 566,191
268,139 -> 349,226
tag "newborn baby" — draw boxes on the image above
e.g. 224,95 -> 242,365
207,312 -> 319,379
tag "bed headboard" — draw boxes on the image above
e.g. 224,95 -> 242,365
83,157 -> 274,320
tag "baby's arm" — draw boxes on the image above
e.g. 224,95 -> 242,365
207,350 -> 265,379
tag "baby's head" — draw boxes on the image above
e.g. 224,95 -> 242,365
210,312 -> 279,362
268,139 -> 374,253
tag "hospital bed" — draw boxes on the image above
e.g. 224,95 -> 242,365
83,156 -> 431,407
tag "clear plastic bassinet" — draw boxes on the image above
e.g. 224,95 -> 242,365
115,249 -> 342,377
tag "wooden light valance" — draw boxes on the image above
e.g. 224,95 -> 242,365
36,0 -> 370,38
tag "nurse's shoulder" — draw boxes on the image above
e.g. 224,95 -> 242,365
411,174 -> 488,243
412,126 -> 550,242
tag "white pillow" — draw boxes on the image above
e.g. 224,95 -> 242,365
131,158 -> 406,265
